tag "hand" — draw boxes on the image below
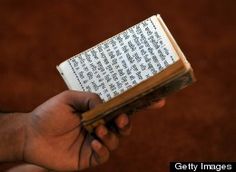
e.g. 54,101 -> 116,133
23,91 -> 132,171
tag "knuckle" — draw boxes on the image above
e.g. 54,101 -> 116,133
87,93 -> 103,108
61,90 -> 74,97
88,93 -> 101,101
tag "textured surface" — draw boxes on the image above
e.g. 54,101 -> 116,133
0,0 -> 235,171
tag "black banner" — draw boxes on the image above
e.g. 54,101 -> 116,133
170,162 -> 236,172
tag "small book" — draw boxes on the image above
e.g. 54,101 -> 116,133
57,14 -> 196,133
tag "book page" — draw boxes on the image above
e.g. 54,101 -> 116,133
59,15 -> 179,101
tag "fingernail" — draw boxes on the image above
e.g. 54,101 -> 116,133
157,99 -> 165,108
119,116 -> 129,128
92,140 -> 102,150
98,125 -> 108,137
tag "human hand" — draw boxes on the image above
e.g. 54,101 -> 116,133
22,91 -> 165,171
22,91 -> 131,171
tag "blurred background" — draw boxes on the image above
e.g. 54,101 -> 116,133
0,0 -> 235,171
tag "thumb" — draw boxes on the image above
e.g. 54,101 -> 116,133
61,90 -> 103,112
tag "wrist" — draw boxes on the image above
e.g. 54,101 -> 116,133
0,112 -> 29,162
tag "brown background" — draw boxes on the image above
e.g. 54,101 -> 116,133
0,0 -> 235,171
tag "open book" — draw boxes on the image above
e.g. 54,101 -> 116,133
57,14 -> 196,132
